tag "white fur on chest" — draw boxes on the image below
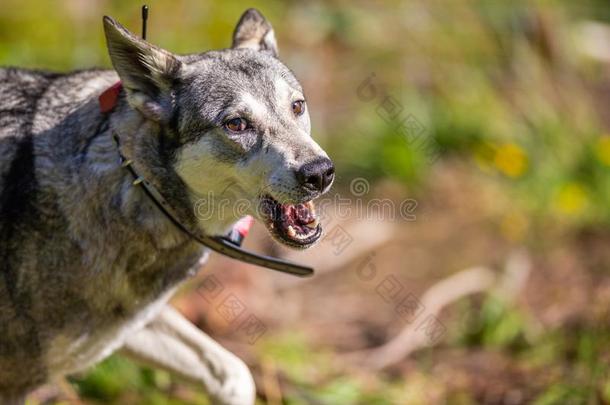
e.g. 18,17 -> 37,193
46,288 -> 176,378
45,249 -> 210,378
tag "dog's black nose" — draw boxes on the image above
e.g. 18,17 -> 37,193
296,158 -> 335,192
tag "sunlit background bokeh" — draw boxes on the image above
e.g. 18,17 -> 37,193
4,0 -> 610,404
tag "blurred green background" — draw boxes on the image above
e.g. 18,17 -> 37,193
5,0 -> 610,404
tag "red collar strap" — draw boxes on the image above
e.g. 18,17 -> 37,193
99,81 -> 123,113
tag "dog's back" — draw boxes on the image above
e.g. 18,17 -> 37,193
0,67 -> 102,395
0,68 -> 70,395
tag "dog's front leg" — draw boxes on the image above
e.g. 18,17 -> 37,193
120,306 -> 255,405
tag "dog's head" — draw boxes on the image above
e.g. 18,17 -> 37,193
103,9 -> 334,249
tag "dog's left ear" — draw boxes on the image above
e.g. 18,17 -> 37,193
232,8 -> 278,57
103,16 -> 182,122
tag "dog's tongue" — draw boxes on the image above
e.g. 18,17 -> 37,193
295,203 -> 315,224
261,196 -> 321,243
278,202 -> 318,241
281,202 -> 316,227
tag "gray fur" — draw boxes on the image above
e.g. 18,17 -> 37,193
0,8 -> 331,403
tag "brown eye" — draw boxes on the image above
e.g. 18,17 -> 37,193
225,117 -> 248,132
292,100 -> 305,116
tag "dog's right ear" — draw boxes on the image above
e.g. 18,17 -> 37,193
103,16 -> 182,123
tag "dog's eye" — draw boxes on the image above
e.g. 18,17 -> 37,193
224,117 -> 248,132
292,100 -> 305,116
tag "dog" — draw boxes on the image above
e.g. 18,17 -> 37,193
0,8 -> 334,405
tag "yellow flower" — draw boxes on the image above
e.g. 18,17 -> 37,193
554,183 -> 588,216
596,136 -> 610,166
493,143 -> 528,178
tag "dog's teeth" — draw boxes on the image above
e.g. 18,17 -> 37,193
269,222 -> 274,229
306,218 -> 319,229
287,225 -> 296,238
307,201 -> 316,216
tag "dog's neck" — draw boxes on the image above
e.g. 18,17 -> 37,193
104,99 -> 238,243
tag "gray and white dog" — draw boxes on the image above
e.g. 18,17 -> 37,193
0,8 -> 333,405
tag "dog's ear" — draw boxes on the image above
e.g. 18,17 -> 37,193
103,16 -> 182,122
232,8 -> 278,57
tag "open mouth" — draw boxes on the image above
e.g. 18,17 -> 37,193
260,195 -> 322,249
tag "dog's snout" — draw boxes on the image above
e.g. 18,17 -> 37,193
296,158 -> 335,193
